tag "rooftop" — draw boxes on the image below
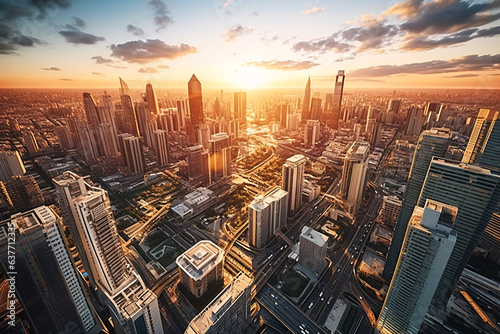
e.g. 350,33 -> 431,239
176,240 -> 224,281
301,226 -> 329,247
285,154 -> 307,165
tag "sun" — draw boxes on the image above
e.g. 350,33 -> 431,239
231,66 -> 271,90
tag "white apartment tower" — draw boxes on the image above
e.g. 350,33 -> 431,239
282,154 -> 307,216
340,141 -> 370,215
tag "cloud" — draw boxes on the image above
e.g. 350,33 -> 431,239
224,24 -> 253,42
335,55 -> 356,62
158,65 -> 170,69
110,39 -> 197,64
443,73 -> 479,78
302,6 -> 326,15
91,56 -> 114,64
59,78 -> 74,81
127,24 -> 144,37
42,67 -> 61,71
341,17 -> 399,52
148,0 -> 174,31
0,21 -> 45,54
91,72 -> 104,75
293,35 -> 352,54
251,11 -> 259,17
348,53 -> 500,77
59,24 -> 105,45
245,59 -> 320,71
72,16 -> 85,28
138,67 -> 158,73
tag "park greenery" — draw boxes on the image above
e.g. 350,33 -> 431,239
238,146 -> 272,170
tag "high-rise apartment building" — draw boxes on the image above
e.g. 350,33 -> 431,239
208,133 -> 231,184
331,70 -> 345,129
304,119 -> 320,148
339,141 -> 370,215
299,226 -> 329,275
388,99 -> 402,114
187,145 -> 209,185
377,200 -> 457,334
188,74 -> 204,127
176,240 -> 224,298
417,159 -> 500,318
0,206 -> 101,334
6,175 -> 44,212
0,150 -> 25,183
119,78 -> 140,137
384,128 -> 450,280
248,187 -> 288,248
123,135 -> 145,175
154,129 -> 169,167
282,154 -> 306,216
380,196 -> 402,227
405,107 -> 425,136
302,76 -> 311,121
77,122 -> 98,164
185,272 -> 252,334
53,171 -> 163,334
462,108 -> 500,169
234,92 -> 247,124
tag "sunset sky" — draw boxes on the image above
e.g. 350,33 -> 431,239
1,0 -> 500,90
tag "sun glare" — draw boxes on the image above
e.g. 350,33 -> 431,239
232,67 -> 271,90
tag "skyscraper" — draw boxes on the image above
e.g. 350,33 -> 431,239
299,226 -> 329,275
187,145 -> 209,185
0,150 -> 25,183
339,141 -> 370,215
384,128 -> 451,280
6,175 -> 44,212
234,91 -> 247,124
123,135 -> 145,175
77,122 -> 98,164
478,212 -> 500,264
188,74 -> 204,127
462,109 -> 500,169
310,97 -> 322,121
377,200 -> 457,334
282,154 -> 306,216
83,92 -> 100,129
119,78 -> 140,137
331,70 -> 345,129
208,133 -> 231,184
302,76 -> 311,121
145,82 -> 159,116
404,106 -> 425,136
55,125 -> 75,151
388,99 -> 402,114
53,172 -> 163,334
304,119 -> 320,148
23,129 -> 40,154
154,129 -> 169,167
98,123 -> 119,157
0,206 -> 101,334
248,187 -> 288,248
417,159 -> 500,317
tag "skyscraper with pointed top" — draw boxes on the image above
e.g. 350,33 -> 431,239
188,74 -> 204,127
119,78 -> 140,137
302,76 -> 311,121
331,70 -> 345,129
145,82 -> 159,116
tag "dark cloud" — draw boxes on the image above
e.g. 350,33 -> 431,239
224,24 -> 253,42
138,67 -> 158,73
349,53 -> 500,77
476,25 -> 500,37
42,66 -> 61,71
341,19 -> 399,52
30,0 -> 72,20
0,42 -> 18,55
91,55 -> 113,64
127,24 -> 144,37
59,78 -> 74,81
245,59 -> 320,71
72,16 -> 85,28
148,0 -> 174,31
110,39 -> 197,64
444,73 -> 479,78
0,19 -> 45,54
0,1 -> 35,21
59,30 -> 105,44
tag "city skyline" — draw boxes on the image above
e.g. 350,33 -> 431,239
1,0 -> 500,90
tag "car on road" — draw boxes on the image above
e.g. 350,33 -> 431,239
359,296 -> 363,300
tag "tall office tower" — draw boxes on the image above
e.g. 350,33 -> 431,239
339,141 -> 370,215
53,172 -> 163,334
331,70 -> 345,129
198,123 -> 211,150
176,240 -> 224,298
228,119 -> 240,140
301,76 -> 312,121
83,92 -> 101,129
279,104 -> 290,127
98,123 -> 119,157
123,136 -> 145,175
145,82 -> 159,116
405,106 -> 425,136
98,104 -> 119,138
0,150 -> 25,183
77,123 -> 98,164
135,101 -> 151,140
384,128 -> 451,280
208,133 -> 231,184
0,206 -> 101,334
287,113 -> 299,131
371,122 -> 383,145
310,97 -> 322,121
325,93 -> 333,112
299,226 -> 329,275
234,91 -> 247,124
187,145 -> 209,185
248,187 -> 288,248
424,102 -> 443,116
380,196 -> 402,227
377,200 -> 457,334
6,175 -> 44,212
23,129 -> 40,154
117,133 -> 133,165
55,125 -> 75,151
304,119 -> 320,148
478,212 -> 500,264
213,97 -> 222,119
119,78 -> 140,137
185,272 -> 252,334
153,130 -> 169,167
353,123 -> 362,141
145,119 -> 158,149
416,159 -> 500,317
388,99 -> 402,114
102,91 -> 115,113
188,74 -> 204,127
177,100 -> 188,129
462,109 -> 500,169
282,154 -> 306,216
